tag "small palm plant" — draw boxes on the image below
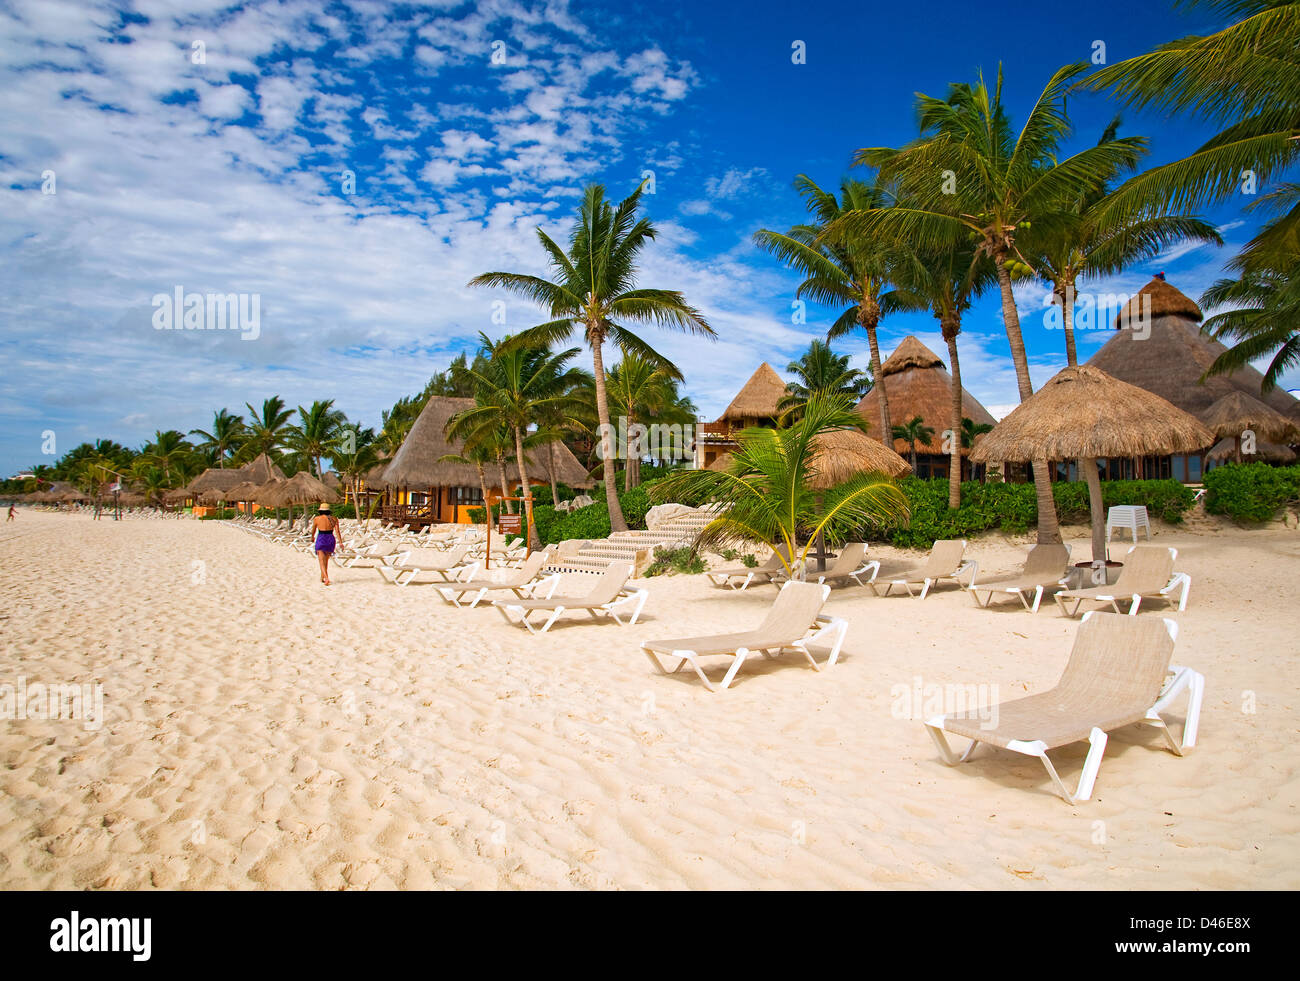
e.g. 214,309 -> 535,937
891,416 -> 935,472
652,395 -> 909,578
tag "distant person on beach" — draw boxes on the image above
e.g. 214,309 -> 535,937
6,504 -> 14,521
311,502 -> 343,585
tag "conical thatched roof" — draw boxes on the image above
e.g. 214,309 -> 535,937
809,429 -> 911,486
381,396 -> 595,489
239,453 -> 287,484
1113,275 -> 1203,326
716,363 -> 787,423
188,467 -> 245,495
162,487 -> 192,504
856,336 -> 997,456
971,365 -> 1215,463
1207,437 -> 1296,464
1089,276 -> 1300,418
1199,391 -> 1300,444
224,480 -> 265,501
260,472 -> 339,507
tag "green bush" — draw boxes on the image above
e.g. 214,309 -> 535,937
880,477 -> 1196,550
643,545 -> 706,577
1205,463 -> 1300,522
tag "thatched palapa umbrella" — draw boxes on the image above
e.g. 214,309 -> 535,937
972,365 -> 1214,564
259,472 -> 339,525
803,428 -> 911,571
1199,391 -> 1300,464
1207,438 -> 1296,464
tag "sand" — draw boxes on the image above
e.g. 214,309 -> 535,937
1,509 -> 1297,890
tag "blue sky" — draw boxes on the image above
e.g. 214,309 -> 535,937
1,0 -> 1292,477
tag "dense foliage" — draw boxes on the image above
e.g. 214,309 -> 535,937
1204,463 -> 1300,522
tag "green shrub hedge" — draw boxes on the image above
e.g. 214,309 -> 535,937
882,478 -> 1196,550
1205,463 -> 1300,522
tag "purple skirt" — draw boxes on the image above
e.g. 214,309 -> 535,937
314,531 -> 335,554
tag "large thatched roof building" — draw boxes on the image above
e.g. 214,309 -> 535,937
1084,275 -> 1300,479
855,336 -> 998,478
380,395 -> 593,524
695,363 -> 788,469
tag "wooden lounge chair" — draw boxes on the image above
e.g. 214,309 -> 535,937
494,561 -> 647,634
965,543 -> 1072,613
924,612 -> 1204,803
433,550 -> 558,608
704,544 -> 798,591
641,580 -> 848,692
809,542 -> 878,588
871,539 -> 976,599
377,543 -> 474,586
1054,545 -> 1191,617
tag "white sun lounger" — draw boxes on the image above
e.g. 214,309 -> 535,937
494,561 -> 647,634
872,539 -> 976,599
641,580 -> 848,692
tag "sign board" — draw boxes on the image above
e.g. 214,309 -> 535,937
497,513 -> 522,535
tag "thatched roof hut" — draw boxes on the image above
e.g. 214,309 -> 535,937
381,396 -> 594,490
808,429 -> 912,485
972,365 -> 1215,561
716,363 -> 787,425
188,468 -> 245,496
239,453 -> 287,484
1090,275 -> 1300,418
261,471 -> 340,508
972,365 -> 1214,463
1207,438 -> 1296,464
224,480 -> 265,502
162,487 -> 192,504
1199,390 -> 1300,445
855,336 -> 997,454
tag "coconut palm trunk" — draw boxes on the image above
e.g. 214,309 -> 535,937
1056,281 -> 1079,367
548,443 -> 559,506
1083,456 -> 1106,564
995,253 -> 1062,544
943,324 -> 964,509
590,335 -> 628,532
513,427 -> 539,548
495,454 -> 514,515
477,463 -> 491,516
861,301 -> 891,439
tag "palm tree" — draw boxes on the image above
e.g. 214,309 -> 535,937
447,333 -> 587,544
333,426 -> 380,510
889,237 -> 994,506
468,182 -> 713,533
755,175 -> 905,440
841,65 -> 1147,544
1015,117 -> 1223,366
241,396 -> 294,461
652,395 -> 910,578
189,408 -> 246,468
605,349 -> 689,489
891,416 -> 936,473
287,400 -> 347,477
1200,255 -> 1300,391
961,417 -> 994,449
141,430 -> 191,483
1084,0 -> 1299,251
778,339 -> 871,421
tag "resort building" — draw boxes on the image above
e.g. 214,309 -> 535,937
1082,276 -> 1300,482
856,336 -> 999,479
694,363 -> 787,470
378,395 -> 594,525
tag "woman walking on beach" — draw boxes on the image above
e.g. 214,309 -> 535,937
311,502 -> 343,585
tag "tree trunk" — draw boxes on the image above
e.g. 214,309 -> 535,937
548,442 -> 559,507
1058,279 -> 1078,367
861,302 -> 891,442
513,427 -> 539,549
590,333 -> 628,533
1083,456 -> 1106,564
943,323 -> 964,510
995,252 -> 1062,544
495,454 -> 514,514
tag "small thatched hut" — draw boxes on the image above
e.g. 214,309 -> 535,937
855,336 -> 998,479
380,396 -> 595,524
695,363 -> 789,469
1086,275 -> 1300,480
239,453 -> 287,484
973,365 -> 1214,561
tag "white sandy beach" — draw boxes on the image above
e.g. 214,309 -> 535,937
1,509 -> 1297,890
